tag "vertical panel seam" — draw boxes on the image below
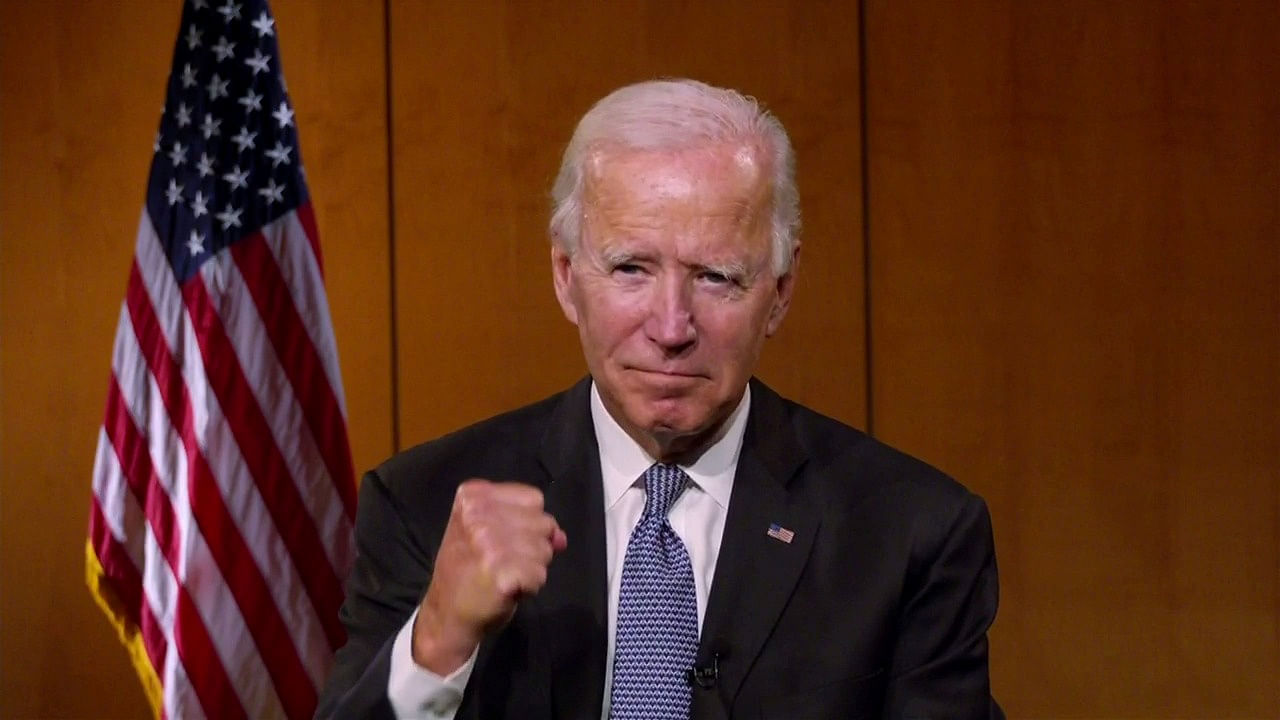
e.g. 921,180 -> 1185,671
384,0 -> 401,453
858,0 -> 875,437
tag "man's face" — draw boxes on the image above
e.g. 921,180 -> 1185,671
552,142 -> 796,458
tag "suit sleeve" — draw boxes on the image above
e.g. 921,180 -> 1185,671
315,470 -> 437,719
883,492 -> 1004,720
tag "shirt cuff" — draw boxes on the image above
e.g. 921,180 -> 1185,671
387,607 -> 476,720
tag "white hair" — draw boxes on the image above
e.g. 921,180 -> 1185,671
549,78 -> 800,276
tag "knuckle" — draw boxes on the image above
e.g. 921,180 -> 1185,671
528,487 -> 546,508
469,522 -> 494,549
455,494 -> 492,527
501,483 -> 544,508
455,479 -> 491,506
481,553 -> 504,583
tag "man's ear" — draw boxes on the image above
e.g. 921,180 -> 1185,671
551,242 -> 579,326
765,244 -> 800,337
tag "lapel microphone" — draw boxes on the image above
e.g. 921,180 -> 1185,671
687,651 -> 722,689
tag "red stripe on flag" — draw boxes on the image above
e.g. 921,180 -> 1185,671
138,602 -> 168,710
124,264 -> 314,719
99,369 -> 246,720
231,231 -> 356,518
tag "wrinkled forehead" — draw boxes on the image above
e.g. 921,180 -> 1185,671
581,141 -> 773,216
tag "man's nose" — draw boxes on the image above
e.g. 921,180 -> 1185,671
644,278 -> 696,352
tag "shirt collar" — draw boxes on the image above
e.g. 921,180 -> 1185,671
590,381 -> 750,512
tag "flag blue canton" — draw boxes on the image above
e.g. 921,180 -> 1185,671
147,0 -> 307,284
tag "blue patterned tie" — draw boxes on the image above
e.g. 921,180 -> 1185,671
610,463 -> 699,720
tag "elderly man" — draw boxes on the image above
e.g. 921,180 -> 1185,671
318,79 -> 1002,719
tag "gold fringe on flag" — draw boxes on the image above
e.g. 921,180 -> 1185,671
84,540 -> 163,719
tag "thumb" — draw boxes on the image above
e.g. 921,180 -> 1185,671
550,525 -> 568,552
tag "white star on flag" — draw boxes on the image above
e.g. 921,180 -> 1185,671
218,1 -> 242,22
192,0 -> 208,9
264,141 -> 292,168
200,113 -> 222,140
186,229 -> 206,255
185,25 -> 202,50
250,11 -> 275,38
207,73 -> 230,100
212,36 -> 235,62
258,178 -> 286,205
176,103 -> 192,127
191,190 -> 209,217
222,165 -> 249,190
216,203 -> 243,230
181,63 -> 198,88
165,179 -> 184,206
272,101 -> 294,129
168,141 -> 188,167
244,48 -> 271,76
231,127 -> 257,152
238,89 -> 263,113
197,152 -> 216,177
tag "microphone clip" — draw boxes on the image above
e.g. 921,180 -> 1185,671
687,653 -> 720,689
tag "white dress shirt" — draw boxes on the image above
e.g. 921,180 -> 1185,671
387,382 -> 750,720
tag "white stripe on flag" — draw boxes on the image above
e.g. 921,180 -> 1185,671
263,213 -> 349,417
146,527 -> 207,720
92,425 -> 146,571
130,210 -> 186,361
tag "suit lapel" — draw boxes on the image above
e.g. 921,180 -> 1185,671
696,380 -> 820,713
536,378 -> 609,719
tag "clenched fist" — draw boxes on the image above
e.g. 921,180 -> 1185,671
411,480 -> 568,675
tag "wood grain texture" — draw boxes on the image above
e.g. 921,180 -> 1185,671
864,1 -> 1280,715
0,1 -> 389,717
273,0 -> 393,477
389,0 -> 866,446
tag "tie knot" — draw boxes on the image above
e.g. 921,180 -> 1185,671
642,463 -> 689,518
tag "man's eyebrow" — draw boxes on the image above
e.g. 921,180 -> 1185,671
600,246 -> 645,265
697,260 -> 749,278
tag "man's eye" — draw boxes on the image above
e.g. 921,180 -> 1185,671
614,263 -> 644,275
701,271 -> 732,285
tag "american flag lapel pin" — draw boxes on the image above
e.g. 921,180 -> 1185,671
766,523 -> 795,544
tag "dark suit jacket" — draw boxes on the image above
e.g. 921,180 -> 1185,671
317,378 -> 1002,719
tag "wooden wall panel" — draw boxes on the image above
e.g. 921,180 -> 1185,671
865,1 -> 1279,716
0,4 -> 175,715
0,2 -> 389,717
273,0 -> 393,478
389,0 -> 865,446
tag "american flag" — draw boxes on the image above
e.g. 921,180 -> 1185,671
766,523 -> 795,544
86,1 -> 355,718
